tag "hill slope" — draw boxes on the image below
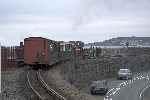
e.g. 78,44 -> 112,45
87,37 -> 150,46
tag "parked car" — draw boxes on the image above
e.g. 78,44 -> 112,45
90,80 -> 108,95
117,69 -> 132,80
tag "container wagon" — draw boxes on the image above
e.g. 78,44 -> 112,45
24,37 -> 60,68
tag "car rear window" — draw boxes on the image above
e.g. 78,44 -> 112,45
119,69 -> 130,73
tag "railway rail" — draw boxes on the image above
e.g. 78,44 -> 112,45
27,70 -> 67,100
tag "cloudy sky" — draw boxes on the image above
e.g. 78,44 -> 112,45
0,0 -> 150,45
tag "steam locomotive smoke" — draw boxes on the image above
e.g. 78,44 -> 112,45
71,0 -> 139,30
72,0 -> 102,30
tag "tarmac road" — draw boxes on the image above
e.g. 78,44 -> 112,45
104,72 -> 150,100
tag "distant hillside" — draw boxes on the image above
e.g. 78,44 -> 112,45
86,37 -> 150,46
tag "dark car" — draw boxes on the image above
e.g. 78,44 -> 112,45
90,80 -> 108,95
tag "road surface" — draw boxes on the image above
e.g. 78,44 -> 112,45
104,72 -> 150,100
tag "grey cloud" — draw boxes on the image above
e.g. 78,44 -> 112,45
0,0 -> 150,45
0,0 -> 78,16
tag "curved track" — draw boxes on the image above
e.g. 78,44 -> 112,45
27,70 -> 67,100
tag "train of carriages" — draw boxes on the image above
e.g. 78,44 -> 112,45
24,37 -> 73,68
1,37 -> 84,69
1,37 -> 102,69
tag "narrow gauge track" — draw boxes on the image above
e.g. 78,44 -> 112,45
27,70 -> 67,100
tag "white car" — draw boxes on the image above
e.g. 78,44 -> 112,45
117,69 -> 132,80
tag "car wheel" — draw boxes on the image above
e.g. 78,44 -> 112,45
91,91 -> 95,95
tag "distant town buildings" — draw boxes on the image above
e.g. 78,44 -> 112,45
59,41 -> 84,52
120,40 -> 150,46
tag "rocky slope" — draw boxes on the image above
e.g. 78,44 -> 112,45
45,64 -> 100,100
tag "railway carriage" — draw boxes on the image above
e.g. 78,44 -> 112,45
24,37 -> 60,68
